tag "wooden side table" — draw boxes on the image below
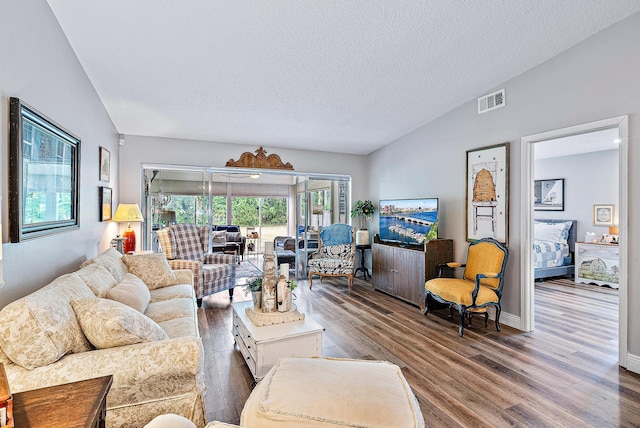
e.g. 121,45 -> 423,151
12,376 -> 112,428
355,244 -> 371,280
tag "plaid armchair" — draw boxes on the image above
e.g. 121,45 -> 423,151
157,224 -> 237,306
308,224 -> 356,292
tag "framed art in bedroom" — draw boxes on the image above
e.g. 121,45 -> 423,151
465,142 -> 509,244
534,178 -> 564,211
593,204 -> 614,226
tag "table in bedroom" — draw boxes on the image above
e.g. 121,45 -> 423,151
575,241 -> 620,288
12,375 -> 112,428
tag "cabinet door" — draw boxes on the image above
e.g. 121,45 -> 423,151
393,247 -> 425,305
372,244 -> 394,294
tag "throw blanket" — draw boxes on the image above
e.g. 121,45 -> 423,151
533,240 -> 569,269
320,224 -> 353,246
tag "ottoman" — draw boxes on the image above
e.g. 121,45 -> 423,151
239,357 -> 424,427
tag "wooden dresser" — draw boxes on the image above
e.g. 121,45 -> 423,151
372,238 -> 453,308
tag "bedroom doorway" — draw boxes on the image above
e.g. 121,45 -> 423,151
520,116 -> 628,368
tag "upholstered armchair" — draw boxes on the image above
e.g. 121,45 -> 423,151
157,224 -> 237,306
424,238 -> 508,337
308,224 -> 356,291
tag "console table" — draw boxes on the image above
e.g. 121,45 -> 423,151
12,375 -> 112,428
232,300 -> 323,381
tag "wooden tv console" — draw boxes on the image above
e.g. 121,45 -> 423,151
372,238 -> 453,308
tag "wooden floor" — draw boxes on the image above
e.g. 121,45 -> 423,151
198,276 -> 640,427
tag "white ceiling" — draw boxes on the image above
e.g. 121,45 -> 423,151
46,1 -> 640,155
534,127 -> 620,160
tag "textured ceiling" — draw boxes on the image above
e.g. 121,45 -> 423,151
46,1 -> 640,155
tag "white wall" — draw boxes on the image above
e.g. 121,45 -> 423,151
535,149 -> 619,240
0,1 -> 119,307
368,13 -> 639,353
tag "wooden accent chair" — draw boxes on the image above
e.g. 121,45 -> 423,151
157,223 -> 237,306
424,238 -> 508,336
308,224 -> 356,291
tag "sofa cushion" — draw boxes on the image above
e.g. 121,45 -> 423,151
158,317 -> 199,338
225,231 -> 241,242
0,273 -> 95,370
76,263 -> 118,297
81,247 -> 128,283
107,273 -> 152,313
122,253 -> 179,290
149,284 -> 194,303
213,230 -> 227,244
144,298 -> 195,324
71,297 -> 168,349
241,357 -> 424,427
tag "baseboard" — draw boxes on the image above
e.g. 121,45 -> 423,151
625,352 -> 640,374
499,311 -> 522,331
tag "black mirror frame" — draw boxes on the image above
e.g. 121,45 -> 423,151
8,98 -> 81,242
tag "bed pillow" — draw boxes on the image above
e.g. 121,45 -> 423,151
71,297 -> 168,349
106,273 -> 151,312
534,221 -> 570,244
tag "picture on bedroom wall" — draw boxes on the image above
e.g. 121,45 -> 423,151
593,204 -> 615,226
466,142 -> 509,244
534,178 -> 564,211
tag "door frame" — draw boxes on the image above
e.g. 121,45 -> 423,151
520,115 -> 628,367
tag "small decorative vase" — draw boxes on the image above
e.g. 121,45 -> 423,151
252,291 -> 262,309
356,229 -> 370,245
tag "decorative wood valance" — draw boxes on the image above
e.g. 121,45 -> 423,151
225,146 -> 294,170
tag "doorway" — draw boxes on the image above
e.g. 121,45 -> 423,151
520,116 -> 629,367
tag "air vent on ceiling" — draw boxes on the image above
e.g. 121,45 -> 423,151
478,89 -> 505,114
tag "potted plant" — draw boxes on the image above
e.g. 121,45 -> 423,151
245,276 -> 262,309
351,200 -> 375,245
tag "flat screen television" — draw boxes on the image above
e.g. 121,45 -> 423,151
379,198 -> 438,246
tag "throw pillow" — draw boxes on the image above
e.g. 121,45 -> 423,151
106,273 -> 151,312
71,297 -> 168,349
212,230 -> 227,244
534,221 -> 568,244
76,263 -> 118,297
122,253 -> 179,290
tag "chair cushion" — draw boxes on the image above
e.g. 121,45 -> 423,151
171,224 -> 205,260
425,278 -> 499,306
106,273 -> 151,313
241,357 -> 424,427
71,297 -> 168,349
122,253 -> 179,290
464,241 -> 505,290
308,258 -> 354,275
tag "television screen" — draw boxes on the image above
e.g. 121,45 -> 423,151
379,198 -> 439,246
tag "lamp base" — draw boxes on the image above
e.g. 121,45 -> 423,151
122,227 -> 136,254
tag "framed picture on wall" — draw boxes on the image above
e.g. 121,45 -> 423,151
593,204 -> 614,226
465,142 -> 509,244
100,186 -> 112,221
534,178 -> 564,211
100,146 -> 111,182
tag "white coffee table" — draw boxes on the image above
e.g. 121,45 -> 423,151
232,300 -> 324,381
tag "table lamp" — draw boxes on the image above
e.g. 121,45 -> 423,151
113,203 -> 144,253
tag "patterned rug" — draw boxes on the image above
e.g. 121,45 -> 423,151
236,260 -> 262,279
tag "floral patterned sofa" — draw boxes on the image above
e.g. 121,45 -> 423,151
0,248 -> 207,428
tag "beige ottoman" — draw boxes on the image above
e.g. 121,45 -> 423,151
240,357 -> 425,427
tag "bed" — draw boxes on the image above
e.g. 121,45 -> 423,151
533,219 -> 577,280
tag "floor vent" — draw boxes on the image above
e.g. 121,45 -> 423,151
478,89 -> 505,114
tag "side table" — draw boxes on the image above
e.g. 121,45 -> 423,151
355,244 -> 371,280
12,375 -> 112,428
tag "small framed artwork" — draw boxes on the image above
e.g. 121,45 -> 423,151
100,147 -> 111,182
534,178 -> 564,211
100,186 -> 113,221
465,142 -> 510,244
593,204 -> 614,226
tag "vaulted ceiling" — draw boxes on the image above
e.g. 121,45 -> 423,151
47,1 -> 640,154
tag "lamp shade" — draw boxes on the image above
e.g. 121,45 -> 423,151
113,204 -> 144,253
609,225 -> 619,235
113,204 -> 144,223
